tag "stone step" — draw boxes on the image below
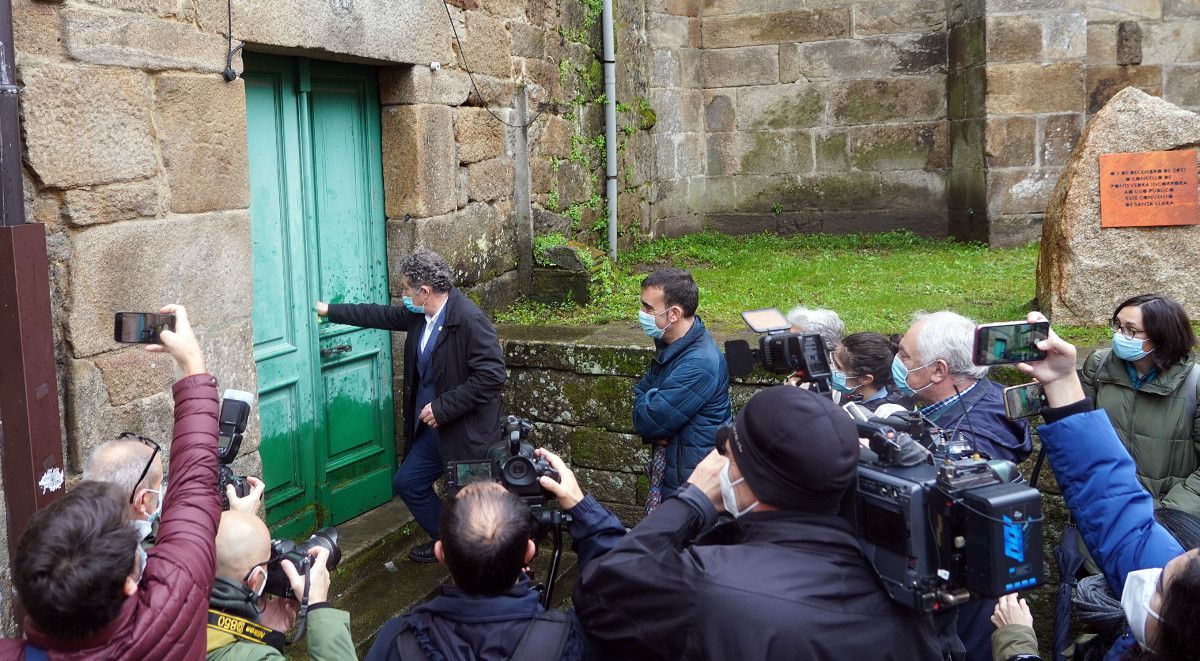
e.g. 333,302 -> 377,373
283,499 -> 580,659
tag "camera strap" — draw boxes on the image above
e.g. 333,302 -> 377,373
206,610 -> 288,652
290,569 -> 311,645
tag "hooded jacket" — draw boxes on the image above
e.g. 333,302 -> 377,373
0,374 -> 221,660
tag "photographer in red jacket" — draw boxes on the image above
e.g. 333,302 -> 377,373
0,304 -> 222,660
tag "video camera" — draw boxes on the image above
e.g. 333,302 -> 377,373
444,416 -> 568,608
217,389 -> 255,510
724,308 -> 833,387
850,403 -> 1044,612
728,309 -> 1045,613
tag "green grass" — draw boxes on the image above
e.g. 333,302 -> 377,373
497,230 -> 1117,346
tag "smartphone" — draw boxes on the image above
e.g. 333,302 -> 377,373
1004,382 -> 1047,419
113,312 -> 176,344
741,308 -> 791,334
973,321 -> 1049,366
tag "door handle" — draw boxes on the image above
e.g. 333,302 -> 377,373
320,344 -> 352,358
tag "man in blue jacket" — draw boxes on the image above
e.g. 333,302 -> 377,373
633,268 -> 731,511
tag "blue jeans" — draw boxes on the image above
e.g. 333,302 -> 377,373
393,428 -> 444,539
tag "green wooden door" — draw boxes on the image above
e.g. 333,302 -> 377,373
244,54 -> 395,539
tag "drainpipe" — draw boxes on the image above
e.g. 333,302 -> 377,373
0,0 -> 67,558
601,0 -> 617,260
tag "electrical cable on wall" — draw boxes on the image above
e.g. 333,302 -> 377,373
223,0 -> 244,82
441,1 -> 545,129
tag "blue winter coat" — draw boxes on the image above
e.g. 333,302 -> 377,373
1039,407 -> 1185,660
633,317 -> 732,491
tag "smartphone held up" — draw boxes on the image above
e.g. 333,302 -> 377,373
114,312 -> 176,344
973,321 -> 1049,366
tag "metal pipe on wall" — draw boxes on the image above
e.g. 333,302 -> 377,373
601,0 -> 617,260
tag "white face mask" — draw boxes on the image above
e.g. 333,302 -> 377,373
719,458 -> 758,518
1121,567 -> 1164,650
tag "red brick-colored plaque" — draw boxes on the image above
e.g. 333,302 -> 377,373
1100,150 -> 1199,228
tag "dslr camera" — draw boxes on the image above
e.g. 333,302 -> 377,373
264,528 -> 343,599
217,389 -> 255,510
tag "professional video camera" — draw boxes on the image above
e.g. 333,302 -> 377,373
217,389 -> 255,510
444,415 -> 568,608
726,308 -> 1045,613
723,308 -> 833,388
848,401 -> 1044,612
263,527 -> 343,599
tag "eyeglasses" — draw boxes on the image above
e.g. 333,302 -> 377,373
118,432 -> 161,504
1111,323 -> 1148,339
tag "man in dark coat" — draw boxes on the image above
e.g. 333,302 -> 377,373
574,385 -> 941,661
0,304 -> 221,660
894,310 -> 1032,660
317,248 -> 506,563
633,268 -> 730,509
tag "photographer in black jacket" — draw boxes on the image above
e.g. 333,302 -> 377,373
574,385 -> 941,660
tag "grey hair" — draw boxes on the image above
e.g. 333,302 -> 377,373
911,311 -> 989,380
401,248 -> 454,293
82,439 -> 160,498
786,306 -> 845,349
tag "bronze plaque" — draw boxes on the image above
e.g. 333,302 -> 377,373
1100,150 -> 1199,228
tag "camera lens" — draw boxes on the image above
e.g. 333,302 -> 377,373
504,457 -> 536,486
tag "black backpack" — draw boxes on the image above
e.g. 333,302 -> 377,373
394,610 -> 572,661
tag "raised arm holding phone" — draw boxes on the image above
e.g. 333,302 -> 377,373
1015,312 -> 1200,659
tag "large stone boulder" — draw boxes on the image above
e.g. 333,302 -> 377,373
1037,88 -> 1200,325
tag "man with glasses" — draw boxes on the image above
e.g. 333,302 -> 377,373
574,385 -> 941,660
0,304 -> 224,659
206,510 -> 352,660
633,268 -> 731,513
85,433 -> 264,554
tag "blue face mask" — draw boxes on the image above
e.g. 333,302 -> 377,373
638,309 -> 670,340
892,355 -> 935,396
831,370 -> 860,396
403,296 -> 425,315
1112,332 -> 1153,361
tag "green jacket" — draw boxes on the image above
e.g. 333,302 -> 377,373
1080,348 -> 1200,516
206,608 -> 356,661
992,623 -> 1039,660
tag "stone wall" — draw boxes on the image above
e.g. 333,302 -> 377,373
10,0 -> 654,495
648,0 -> 952,237
948,0 -> 1200,246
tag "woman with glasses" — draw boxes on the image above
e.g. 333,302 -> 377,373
1080,294 -> 1200,517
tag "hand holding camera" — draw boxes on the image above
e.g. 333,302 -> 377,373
281,546 -> 332,605
226,476 -> 265,514
535,448 -> 583,510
